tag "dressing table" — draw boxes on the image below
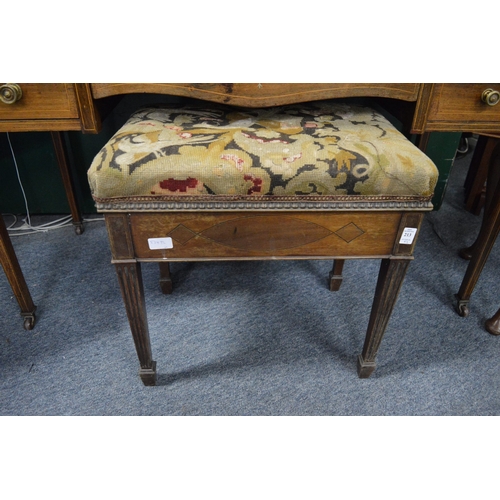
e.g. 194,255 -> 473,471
1,83 -> 499,363
3,83 -> 499,231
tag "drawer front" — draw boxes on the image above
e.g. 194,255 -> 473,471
0,83 -> 79,120
426,83 -> 500,132
91,83 -> 421,107
128,212 -> 401,260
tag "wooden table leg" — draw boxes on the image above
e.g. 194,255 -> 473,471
357,257 -> 411,378
463,135 -> 497,215
455,138 -> 500,317
0,215 -> 37,330
485,307 -> 500,336
329,259 -> 345,291
115,261 -> 157,386
51,132 -> 84,235
158,262 -> 173,294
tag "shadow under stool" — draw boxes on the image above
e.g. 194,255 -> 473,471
87,101 -> 438,385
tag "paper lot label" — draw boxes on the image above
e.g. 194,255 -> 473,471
399,228 -> 417,245
148,237 -> 173,250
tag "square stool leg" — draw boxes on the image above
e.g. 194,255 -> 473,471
329,259 -> 345,291
114,261 -> 157,386
158,262 -> 173,294
106,214 -> 157,385
357,257 -> 411,377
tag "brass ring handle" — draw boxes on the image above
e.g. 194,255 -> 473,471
481,88 -> 500,107
0,83 -> 23,104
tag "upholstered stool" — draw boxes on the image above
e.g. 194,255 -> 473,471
88,100 -> 438,385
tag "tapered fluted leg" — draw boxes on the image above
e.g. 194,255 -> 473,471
115,261 -> 157,385
357,257 -> 411,378
329,259 -> 345,291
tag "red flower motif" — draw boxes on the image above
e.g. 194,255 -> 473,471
159,177 -> 199,192
244,174 -> 263,195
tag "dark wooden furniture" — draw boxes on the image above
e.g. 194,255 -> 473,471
455,136 -> 500,325
0,83 -> 101,328
3,83 -> 498,228
88,83 -> 498,385
105,208 -> 427,384
2,83 -> 499,371
485,307 -> 500,335
462,135 -> 498,215
0,215 -> 36,329
0,83 -> 101,234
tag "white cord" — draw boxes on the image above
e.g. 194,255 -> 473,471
7,214 -> 73,236
4,133 -> 104,236
6,132 -> 33,228
6,214 -> 104,237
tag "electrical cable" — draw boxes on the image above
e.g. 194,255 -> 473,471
6,132 -> 33,228
4,133 -> 104,237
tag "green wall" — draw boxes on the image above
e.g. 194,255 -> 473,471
0,129 -> 115,215
425,132 -> 462,210
1,131 -> 72,214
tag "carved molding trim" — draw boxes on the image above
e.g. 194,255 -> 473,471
94,195 -> 434,212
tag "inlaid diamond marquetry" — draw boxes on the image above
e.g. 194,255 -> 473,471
200,216 -> 333,251
334,223 -> 364,243
167,224 -> 197,244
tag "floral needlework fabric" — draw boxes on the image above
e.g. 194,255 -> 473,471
88,101 -> 438,202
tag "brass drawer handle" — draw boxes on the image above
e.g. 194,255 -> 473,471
0,83 -> 23,104
481,88 -> 500,107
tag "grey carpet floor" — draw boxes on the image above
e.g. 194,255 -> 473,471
1,150 -> 499,416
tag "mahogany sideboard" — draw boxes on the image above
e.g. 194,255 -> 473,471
1,83 -> 499,331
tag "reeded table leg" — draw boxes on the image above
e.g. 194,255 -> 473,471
455,139 -> 500,317
0,215 -> 37,330
115,261 -> 157,385
358,257 -> 411,378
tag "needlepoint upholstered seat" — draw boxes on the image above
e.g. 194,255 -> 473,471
88,100 -> 438,385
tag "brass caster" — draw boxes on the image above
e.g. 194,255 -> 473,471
455,296 -> 470,317
23,315 -> 36,330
